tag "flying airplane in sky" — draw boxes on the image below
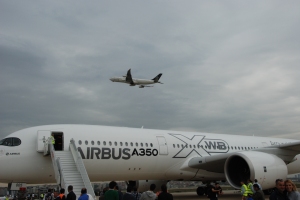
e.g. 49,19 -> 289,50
0,124 -> 300,196
110,69 -> 163,88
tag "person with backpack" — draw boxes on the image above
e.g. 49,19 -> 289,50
45,189 -> 54,200
55,189 -> 65,200
131,186 -> 141,200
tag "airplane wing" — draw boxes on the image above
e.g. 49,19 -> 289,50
264,141 -> 300,151
187,141 -> 300,173
125,69 -> 135,85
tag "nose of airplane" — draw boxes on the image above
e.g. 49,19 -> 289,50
110,78 -> 114,82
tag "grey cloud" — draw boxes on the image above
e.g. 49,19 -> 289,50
1,1 -> 300,139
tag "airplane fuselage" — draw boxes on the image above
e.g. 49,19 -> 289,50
0,124 -> 299,185
110,77 -> 155,85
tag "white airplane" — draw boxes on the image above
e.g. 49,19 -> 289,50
110,69 -> 163,88
0,124 -> 300,196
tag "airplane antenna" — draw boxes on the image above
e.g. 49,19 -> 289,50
141,126 -> 144,129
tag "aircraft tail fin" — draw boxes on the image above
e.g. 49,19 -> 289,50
152,73 -> 162,82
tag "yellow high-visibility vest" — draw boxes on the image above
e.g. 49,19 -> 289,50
241,184 -> 248,196
50,136 -> 55,144
247,183 -> 253,195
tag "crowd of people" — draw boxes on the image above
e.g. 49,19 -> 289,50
33,178 -> 300,200
40,182 -> 172,200
239,178 -> 300,200
98,181 -> 172,200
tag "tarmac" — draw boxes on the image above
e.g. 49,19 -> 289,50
171,190 -> 269,200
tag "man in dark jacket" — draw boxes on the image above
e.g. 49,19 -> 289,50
252,184 -> 265,200
158,184 -> 173,200
123,186 -> 135,200
269,179 -> 289,200
66,185 -> 76,200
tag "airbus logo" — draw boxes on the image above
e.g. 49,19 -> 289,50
5,152 -> 20,156
169,133 -> 229,158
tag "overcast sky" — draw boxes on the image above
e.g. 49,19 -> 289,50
1,1 -> 300,139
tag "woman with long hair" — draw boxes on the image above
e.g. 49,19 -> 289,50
285,179 -> 300,200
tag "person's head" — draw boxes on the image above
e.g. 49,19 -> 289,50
150,184 -> 156,191
109,181 -> 117,189
81,188 -> 87,194
60,189 -> 65,194
102,187 -> 108,194
215,182 -> 219,187
48,189 -> 52,193
247,179 -> 252,183
275,179 -> 285,193
115,185 -> 119,191
51,133 -> 54,136
240,181 -> 245,185
254,179 -> 258,183
133,186 -> 138,192
253,184 -> 260,191
285,179 -> 297,192
161,184 -> 167,192
68,185 -> 73,192
126,185 -> 133,193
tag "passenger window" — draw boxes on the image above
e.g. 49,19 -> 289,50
120,142 -> 123,146
177,144 -> 180,148
173,144 -> 175,148
91,141 -> 94,145
150,143 -> 153,147
145,143 -> 148,147
103,141 -> 106,146
97,141 -> 100,145
193,145 -> 196,148
135,142 -> 138,147
130,142 -> 133,147
85,140 -> 88,145
109,141 -> 112,146
79,140 -> 82,145
141,143 -> 143,147
114,142 -> 117,146
125,142 -> 128,146
189,145 -> 192,148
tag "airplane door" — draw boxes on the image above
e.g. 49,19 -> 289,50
37,131 -> 51,152
156,136 -> 168,155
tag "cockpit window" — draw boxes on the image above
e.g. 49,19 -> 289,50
0,137 -> 21,146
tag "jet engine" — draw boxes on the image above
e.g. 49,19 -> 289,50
224,151 -> 287,189
126,180 -> 168,192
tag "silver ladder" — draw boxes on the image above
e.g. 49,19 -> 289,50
44,138 -> 95,198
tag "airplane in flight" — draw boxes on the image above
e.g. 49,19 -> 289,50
0,124 -> 300,196
110,69 -> 163,88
